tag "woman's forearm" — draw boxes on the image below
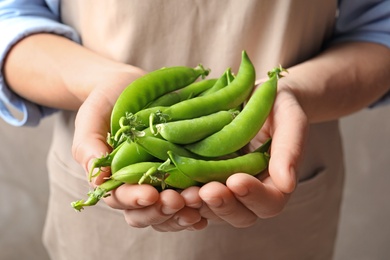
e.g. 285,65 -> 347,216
5,35 -> 389,122
3,33 -> 143,110
283,42 -> 390,123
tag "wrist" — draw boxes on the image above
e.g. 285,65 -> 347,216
66,61 -> 146,106
4,33 -> 145,111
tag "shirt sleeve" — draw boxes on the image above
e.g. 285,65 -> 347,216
0,0 -> 80,127
333,0 -> 390,108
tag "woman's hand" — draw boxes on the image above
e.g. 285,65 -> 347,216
180,42 -> 390,228
86,77 -> 307,230
190,83 -> 308,227
72,62 -> 207,232
104,185 -> 208,232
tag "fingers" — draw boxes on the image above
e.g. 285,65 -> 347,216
180,186 -> 220,225
104,184 -> 160,209
72,89 -> 113,174
74,95 -> 211,231
72,66 -> 145,175
180,186 -> 203,209
120,189 -> 184,228
101,175 -> 288,231
226,173 -> 289,218
104,186 -> 208,232
199,181 -> 258,228
197,174 -> 289,228
152,207 -> 207,232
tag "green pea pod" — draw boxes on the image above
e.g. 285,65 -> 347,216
135,136 -> 200,161
198,68 -> 233,96
154,110 -> 239,145
111,64 -> 210,136
128,68 -> 236,129
123,106 -> 165,131
168,150 -> 270,184
150,50 -> 256,124
72,162 -> 162,211
88,141 -> 126,181
112,161 -> 200,189
71,158 -> 200,212
88,131 -> 155,180
111,162 -> 164,185
110,141 -> 155,174
186,66 -> 285,157
113,78 -> 220,143
164,168 -> 201,189
146,78 -> 217,108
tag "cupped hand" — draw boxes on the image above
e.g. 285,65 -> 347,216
71,63 -> 207,231
194,82 -> 309,227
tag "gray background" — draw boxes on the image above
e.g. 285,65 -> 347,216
1,105 -> 389,260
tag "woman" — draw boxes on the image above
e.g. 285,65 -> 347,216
1,1 -> 390,259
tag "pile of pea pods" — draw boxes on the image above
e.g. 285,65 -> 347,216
71,51 -> 285,211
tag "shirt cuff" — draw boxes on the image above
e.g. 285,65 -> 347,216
0,76 -> 57,127
0,17 -> 80,126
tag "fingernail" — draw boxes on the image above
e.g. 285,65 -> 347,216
86,159 -> 94,176
234,184 -> 249,197
186,201 -> 203,209
204,197 -> 223,207
137,199 -> 152,207
289,166 -> 297,192
177,217 -> 190,227
161,206 -> 177,215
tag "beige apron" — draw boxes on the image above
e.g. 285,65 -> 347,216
43,1 -> 343,259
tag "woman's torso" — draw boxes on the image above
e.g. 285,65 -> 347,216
43,1 -> 344,260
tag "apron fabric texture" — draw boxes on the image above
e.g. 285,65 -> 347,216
43,1 -> 343,259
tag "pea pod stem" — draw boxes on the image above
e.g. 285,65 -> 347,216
88,142 -> 126,181
73,162 -> 167,211
71,179 -> 123,211
137,159 -> 171,187
137,166 -> 159,185
111,112 -> 148,145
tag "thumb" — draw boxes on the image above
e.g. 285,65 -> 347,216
72,89 -> 113,179
267,92 -> 308,194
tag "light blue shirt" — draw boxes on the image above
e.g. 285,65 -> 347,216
1,0 -> 390,126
